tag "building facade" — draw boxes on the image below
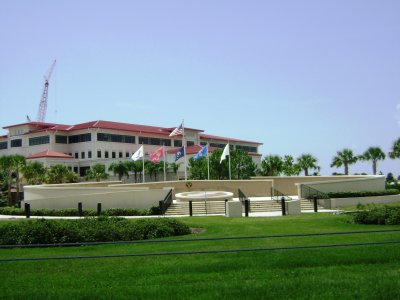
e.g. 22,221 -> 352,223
0,120 -> 262,178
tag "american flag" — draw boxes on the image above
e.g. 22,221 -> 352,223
169,123 -> 183,137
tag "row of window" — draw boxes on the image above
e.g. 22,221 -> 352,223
200,142 -> 257,153
97,133 -> 135,144
71,150 -> 132,160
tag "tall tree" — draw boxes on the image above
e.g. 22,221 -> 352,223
22,161 -> 46,185
260,155 -> 283,176
85,163 -> 109,182
188,157 -> 208,180
360,147 -> 386,175
389,138 -> 400,160
231,149 -> 257,179
0,155 -> 13,204
330,148 -> 358,175
168,162 -> 181,180
46,164 -> 71,184
11,155 -> 26,203
297,153 -> 320,176
108,161 -> 130,181
282,155 -> 301,176
126,160 -> 143,182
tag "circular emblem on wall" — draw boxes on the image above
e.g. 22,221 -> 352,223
185,182 -> 193,188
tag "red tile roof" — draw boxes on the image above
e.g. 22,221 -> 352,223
27,150 -> 74,159
200,133 -> 262,145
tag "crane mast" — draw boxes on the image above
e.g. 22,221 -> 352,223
37,60 -> 56,122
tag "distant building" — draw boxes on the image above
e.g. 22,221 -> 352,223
0,120 -> 262,178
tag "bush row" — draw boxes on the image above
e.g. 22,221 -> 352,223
328,189 -> 399,199
0,206 -> 160,216
351,204 -> 400,225
0,217 -> 191,245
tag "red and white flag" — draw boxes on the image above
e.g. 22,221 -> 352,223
169,123 -> 183,137
149,146 -> 164,163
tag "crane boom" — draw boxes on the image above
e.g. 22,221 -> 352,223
37,60 -> 56,122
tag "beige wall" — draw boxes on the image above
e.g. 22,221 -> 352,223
321,194 -> 400,209
252,176 -> 376,196
114,180 -> 274,198
23,185 -> 168,210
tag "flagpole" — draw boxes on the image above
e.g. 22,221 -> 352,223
228,143 -> 231,180
142,145 -> 145,183
182,119 -> 187,180
207,143 -> 210,180
163,145 -> 166,181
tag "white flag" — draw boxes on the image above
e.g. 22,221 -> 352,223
131,146 -> 144,161
220,144 -> 230,163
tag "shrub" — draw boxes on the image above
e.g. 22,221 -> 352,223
328,189 -> 399,199
351,204 -> 400,225
0,217 -> 191,245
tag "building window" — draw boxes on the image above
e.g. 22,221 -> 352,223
88,151 -> 92,159
74,153 -> 79,159
139,136 -> 171,146
81,152 -> 85,159
0,141 -> 7,150
105,151 -> 109,158
187,141 -> 195,146
73,167 -> 78,173
119,152 -> 123,158
29,135 -> 50,146
97,150 -> 101,158
97,133 -> 135,144
55,135 -> 68,144
200,141 -> 207,146
235,145 -> 257,153
174,140 -> 182,147
126,152 -> 129,158
112,151 -> 116,158
210,143 -> 226,149
11,139 -> 22,148
68,133 -> 91,144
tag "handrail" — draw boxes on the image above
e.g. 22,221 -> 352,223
300,185 -> 330,200
238,188 -> 250,216
271,188 -> 292,202
159,189 -> 173,215
238,188 -> 248,203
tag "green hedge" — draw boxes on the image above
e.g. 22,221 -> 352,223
0,217 -> 191,245
0,206 -> 160,216
328,189 -> 399,199
351,204 -> 400,225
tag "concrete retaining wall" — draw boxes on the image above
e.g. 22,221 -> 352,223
321,194 -> 400,209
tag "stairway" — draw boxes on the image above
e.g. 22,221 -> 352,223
165,200 -> 226,216
300,199 -> 324,210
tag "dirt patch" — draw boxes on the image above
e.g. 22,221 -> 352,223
190,227 -> 206,234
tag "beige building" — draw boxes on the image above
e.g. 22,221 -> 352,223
0,120 -> 262,178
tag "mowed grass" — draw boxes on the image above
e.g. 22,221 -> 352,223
1,213 -> 400,299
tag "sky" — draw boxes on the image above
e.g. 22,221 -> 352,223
0,0 -> 399,176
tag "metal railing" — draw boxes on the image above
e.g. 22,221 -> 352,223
159,189 -> 173,215
300,185 -> 330,200
238,189 -> 250,216
271,187 -> 292,202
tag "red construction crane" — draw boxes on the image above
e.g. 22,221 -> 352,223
37,60 -> 56,122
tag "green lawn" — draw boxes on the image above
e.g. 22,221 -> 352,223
1,213 -> 400,299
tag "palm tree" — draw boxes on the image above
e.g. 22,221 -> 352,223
46,164 -> 70,184
168,162 -> 181,180
282,155 -> 301,176
360,147 -> 386,175
0,155 -> 13,204
108,161 -> 130,181
11,155 -> 26,203
389,138 -> 400,160
330,148 -> 358,175
85,163 -> 109,182
297,153 -> 320,176
126,160 -> 144,182
260,155 -> 283,176
22,161 -> 46,185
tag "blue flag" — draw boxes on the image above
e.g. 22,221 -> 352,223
194,145 -> 208,161
175,146 -> 185,161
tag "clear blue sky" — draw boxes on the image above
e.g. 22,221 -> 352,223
0,0 -> 399,176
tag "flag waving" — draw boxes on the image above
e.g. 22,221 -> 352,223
149,146 -> 164,163
220,144 -> 230,163
169,122 -> 183,137
194,145 -> 208,161
175,146 -> 185,161
131,146 -> 144,161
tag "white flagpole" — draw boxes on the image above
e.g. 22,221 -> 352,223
228,143 -> 231,180
207,143 -> 210,180
163,145 -> 166,181
182,119 -> 187,180
142,145 -> 145,183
